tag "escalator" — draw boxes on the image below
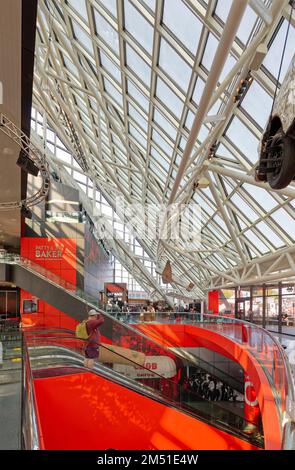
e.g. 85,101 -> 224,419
23,333 -> 263,450
0,255 -> 264,446
1,254 -> 244,394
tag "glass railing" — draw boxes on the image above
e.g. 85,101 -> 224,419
23,331 -> 264,448
132,311 -> 295,449
23,325 -> 244,394
21,335 -> 41,450
0,253 -> 244,396
1,252 -> 293,447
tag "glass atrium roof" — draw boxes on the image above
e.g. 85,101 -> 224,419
32,0 -> 295,300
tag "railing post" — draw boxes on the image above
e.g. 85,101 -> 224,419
278,282 -> 282,335
262,284 -> 266,329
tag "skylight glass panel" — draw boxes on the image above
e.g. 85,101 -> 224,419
142,0 -> 156,11
72,20 -> 93,54
128,104 -> 148,134
271,209 -> 295,240
185,110 -> 194,130
230,193 -> 258,222
214,215 -> 230,234
243,230 -> 269,254
236,5 -> 257,44
56,147 -> 72,164
208,98 -> 222,116
235,215 -> 247,230
104,78 -> 123,108
178,136 -> 187,151
100,51 -> 121,82
242,81 -> 272,128
150,147 -> 170,171
67,0 -> 88,21
242,184 -> 277,211
150,161 -> 166,179
156,77 -> 184,118
263,19 -> 295,82
202,33 -> 218,71
124,0 -> 153,54
214,0 -> 231,23
127,80 -> 149,111
199,125 -> 209,141
153,109 -> 177,140
220,175 -> 235,194
100,0 -> 117,18
126,44 -> 151,86
215,2 -> 258,45
129,124 -> 147,149
158,38 -> 192,91
256,221 -> 284,248
94,9 -> 119,55
226,117 -> 259,163
63,55 -> 79,77
162,0 -> 202,54
152,129 -> 173,157
75,95 -> 88,114
198,199 -> 215,217
192,77 -> 205,105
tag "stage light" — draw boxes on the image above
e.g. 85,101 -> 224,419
17,150 -> 39,176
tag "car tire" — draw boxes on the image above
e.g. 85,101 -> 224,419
267,133 -> 295,189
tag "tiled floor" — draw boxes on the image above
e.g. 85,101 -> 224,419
0,379 -> 21,449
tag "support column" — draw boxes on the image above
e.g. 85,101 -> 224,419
200,300 -> 205,322
262,284 -> 266,329
278,282 -> 282,335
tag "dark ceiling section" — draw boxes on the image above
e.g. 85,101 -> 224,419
21,0 -> 38,138
21,0 -> 38,200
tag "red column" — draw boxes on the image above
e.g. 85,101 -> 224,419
208,290 -> 219,314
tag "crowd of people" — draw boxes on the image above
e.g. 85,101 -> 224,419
105,300 -> 158,322
182,368 -> 243,403
105,299 -> 201,323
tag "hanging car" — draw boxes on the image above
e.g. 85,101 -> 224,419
255,53 -> 295,189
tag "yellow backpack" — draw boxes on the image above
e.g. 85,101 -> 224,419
75,320 -> 89,339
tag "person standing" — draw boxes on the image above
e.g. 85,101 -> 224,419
84,309 -> 104,369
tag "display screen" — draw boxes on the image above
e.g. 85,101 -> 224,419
23,299 -> 38,313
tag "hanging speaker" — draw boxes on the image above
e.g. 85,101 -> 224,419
17,150 -> 39,176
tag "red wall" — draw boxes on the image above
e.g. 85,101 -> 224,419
208,290 -> 219,314
20,237 -> 77,329
34,371 -> 259,450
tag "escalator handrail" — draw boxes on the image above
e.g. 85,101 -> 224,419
23,326 -> 244,392
7,254 -> 206,369
136,311 -> 295,425
21,335 -> 41,450
26,341 -> 263,447
26,334 -> 262,431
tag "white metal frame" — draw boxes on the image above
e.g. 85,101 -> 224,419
31,0 -> 295,299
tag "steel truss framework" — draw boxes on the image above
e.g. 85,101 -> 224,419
0,113 -> 50,210
32,0 -> 295,299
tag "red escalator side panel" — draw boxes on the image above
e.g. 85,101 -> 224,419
134,323 -> 281,450
33,372 -> 259,450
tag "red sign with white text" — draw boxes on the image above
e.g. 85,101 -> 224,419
20,237 -> 77,329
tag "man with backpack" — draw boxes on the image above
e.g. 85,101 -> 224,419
81,309 -> 104,369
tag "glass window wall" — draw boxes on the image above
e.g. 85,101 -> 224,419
217,282 -> 295,336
